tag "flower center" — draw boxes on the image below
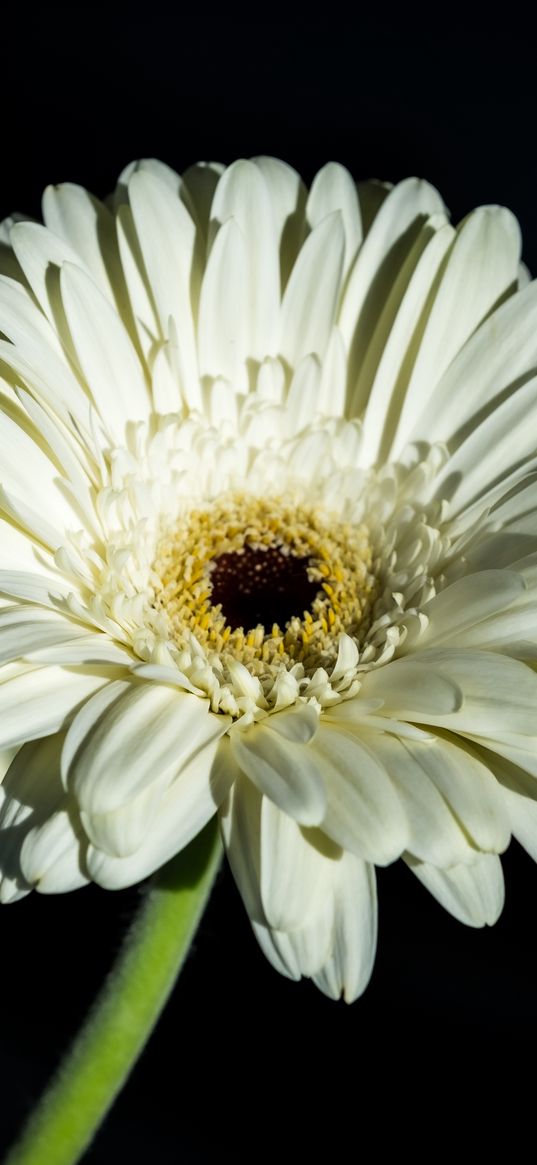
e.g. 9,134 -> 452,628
151,492 -> 377,678
208,544 -> 321,632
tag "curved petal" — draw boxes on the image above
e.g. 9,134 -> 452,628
0,666 -> 112,750
0,734 -> 86,897
0,608 -> 97,665
219,768 -> 264,923
306,162 -> 362,278
366,730 -> 475,866
197,218 -> 249,388
209,159 -> 280,361
406,851 -> 505,927
279,212 -> 345,366
42,183 -> 120,304
407,280 -> 537,450
312,853 -> 377,1003
415,570 -> 526,650
390,205 -> 521,457
125,170 -> 197,338
86,731 -> 230,888
251,156 -> 307,287
360,650 -> 537,737
311,720 -> 409,864
60,262 -> 150,437
64,678 -> 225,815
259,799 -> 340,932
229,710 -> 325,827
20,809 -> 87,893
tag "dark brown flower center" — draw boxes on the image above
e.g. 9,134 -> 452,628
209,544 -> 321,632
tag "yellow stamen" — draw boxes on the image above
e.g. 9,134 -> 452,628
152,490 -> 377,679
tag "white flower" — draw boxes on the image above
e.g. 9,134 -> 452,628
1,157 -> 536,1001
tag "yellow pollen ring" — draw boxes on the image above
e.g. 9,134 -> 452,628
151,492 -> 377,677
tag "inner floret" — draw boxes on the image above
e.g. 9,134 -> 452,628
151,492 -> 377,678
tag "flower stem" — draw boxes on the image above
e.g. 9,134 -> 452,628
5,820 -> 222,1165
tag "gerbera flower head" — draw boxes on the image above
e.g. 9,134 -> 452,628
1,156 -> 536,1001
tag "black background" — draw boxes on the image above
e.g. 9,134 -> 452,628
1,14 -> 536,1162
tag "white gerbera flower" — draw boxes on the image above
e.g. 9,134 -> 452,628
1,156 -> 536,1002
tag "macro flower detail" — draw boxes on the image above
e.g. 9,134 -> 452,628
1,156 -> 537,1002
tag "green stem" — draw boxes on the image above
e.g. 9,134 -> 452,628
5,820 -> 222,1165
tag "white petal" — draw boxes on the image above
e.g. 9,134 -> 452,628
306,162 -> 362,278
20,809 -> 87,893
408,280 -> 537,449
42,183 -> 119,303
279,212 -> 345,366
64,678 -> 224,814
260,798 -> 339,931
0,568 -> 73,608
197,218 -> 249,388
230,717 -> 326,826
360,650 -> 537,737
0,273 -> 68,362
0,746 -> 18,780
359,656 -> 462,719
430,375 -> 537,516
391,206 -> 521,456
150,342 -> 183,413
116,203 -> 160,360
0,400 -> 76,533
250,920 -> 301,981
128,170 -> 197,358
116,158 -> 182,199
416,570 -> 526,650
256,357 -> 285,403
81,774 -> 175,858
0,328 -> 93,443
0,608 -> 93,665
16,387 -> 96,528
209,160 -> 280,360
0,734 -> 85,896
252,156 -> 307,287
0,733 -> 65,824
317,327 -> 348,418
406,852 -> 505,926
0,514 -> 59,575
223,779 -> 338,978
357,179 -> 391,233
87,732 -> 229,888
270,897 -> 335,978
311,721 -> 408,863
313,854 -> 377,1003
396,734 -> 509,854
0,483 -> 65,552
10,220 -> 92,323
181,162 -> 225,237
249,833 -> 378,999
258,704 -> 320,743
27,638 -> 135,667
0,666 -> 111,750
286,356 -> 322,431
419,567 -> 537,660
60,262 -> 150,438
338,177 -> 445,364
357,219 -> 454,457
219,767 -> 264,922
463,482 -> 537,572
367,730 -> 474,866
